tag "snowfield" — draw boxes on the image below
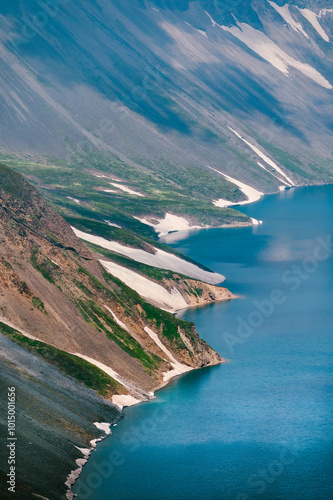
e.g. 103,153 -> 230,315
206,12 -> 332,89
208,166 -> 263,206
298,8 -> 331,42
72,227 -> 225,284
135,212 -> 203,237
100,260 -> 188,312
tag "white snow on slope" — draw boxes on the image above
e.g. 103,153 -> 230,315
136,213 -> 202,237
67,196 -> 81,204
185,22 -> 208,38
71,353 -> 125,385
268,1 -> 309,38
100,260 -> 188,312
71,227 -> 225,284
104,220 -> 122,228
104,305 -> 129,332
298,8 -> 330,42
208,14 -> 332,89
112,395 -> 142,410
93,422 -> 112,435
212,198 -> 235,208
208,166 -> 263,207
0,316 -> 141,410
257,162 -> 287,185
71,353 -> 142,408
144,327 -> 193,382
227,126 -> 294,186
110,183 -> 145,196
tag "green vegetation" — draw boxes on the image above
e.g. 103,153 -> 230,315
0,321 -> 125,398
100,265 -> 193,350
73,278 -> 94,297
30,247 -> 58,284
32,296 -> 47,313
0,151 -> 250,241
79,300 -> 162,372
18,281 -> 30,295
0,163 -> 28,200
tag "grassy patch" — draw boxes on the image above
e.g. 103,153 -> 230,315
77,299 -> 161,372
101,266 -> 193,350
0,163 -> 28,200
32,297 -> 47,313
30,247 -> 57,284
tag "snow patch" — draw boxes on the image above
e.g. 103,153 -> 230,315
104,305 -> 129,332
93,422 -> 112,435
100,260 -> 188,312
205,11 -> 217,27
161,20 -> 218,64
72,227 -> 225,284
112,395 -> 142,410
136,212 -> 202,237
208,166 -> 263,205
104,220 -> 121,228
70,352 -> 127,388
228,127 -> 294,186
69,353 -> 142,410
185,22 -> 208,38
268,1 -> 309,38
220,19 -> 332,89
66,423 -> 114,499
67,196 -> 81,204
298,8 -> 330,42
212,198 -> 235,208
0,317 -> 39,341
257,162 -> 287,185
144,327 -> 193,382
110,183 -> 145,196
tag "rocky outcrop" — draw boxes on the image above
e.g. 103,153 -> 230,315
161,275 -> 235,308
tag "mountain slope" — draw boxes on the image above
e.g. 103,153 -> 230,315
0,164 -> 223,397
0,0 -> 332,232
0,164 -> 229,496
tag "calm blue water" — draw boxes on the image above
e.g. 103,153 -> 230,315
74,186 -> 333,500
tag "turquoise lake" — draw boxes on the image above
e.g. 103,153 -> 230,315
74,185 -> 333,500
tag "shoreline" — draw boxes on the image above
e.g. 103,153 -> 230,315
67,355 -> 226,499
65,298 -> 230,497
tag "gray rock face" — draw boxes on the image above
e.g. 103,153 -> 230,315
0,334 -> 120,500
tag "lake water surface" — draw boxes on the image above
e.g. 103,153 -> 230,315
74,185 -> 333,500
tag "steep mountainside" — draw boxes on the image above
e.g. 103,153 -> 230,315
0,164 -> 228,497
0,164 -> 223,396
0,0 -> 332,234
